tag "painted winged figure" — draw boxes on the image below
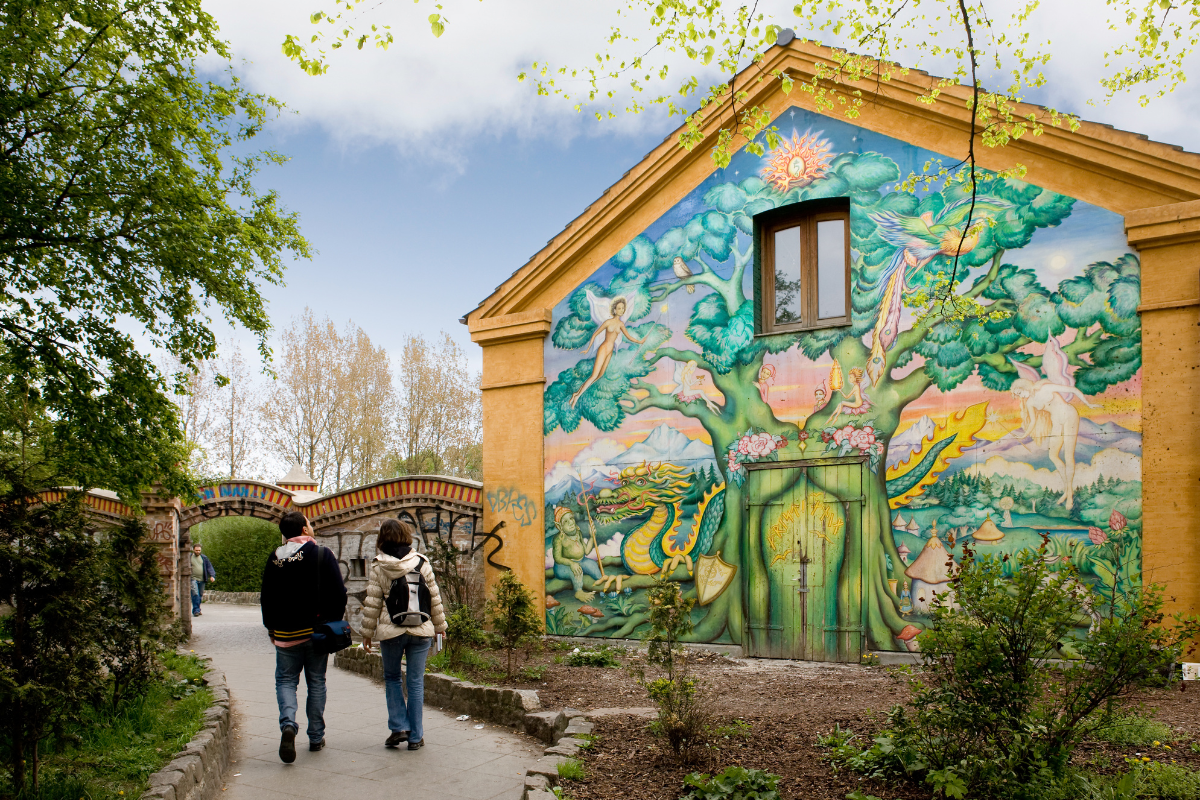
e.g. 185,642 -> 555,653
669,360 -> 722,413
1009,336 -> 1098,511
866,197 -> 1014,386
569,290 -> 646,408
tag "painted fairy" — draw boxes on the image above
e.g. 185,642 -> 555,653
826,367 -> 872,424
670,360 -> 722,413
1008,336 -> 1097,511
569,292 -> 645,408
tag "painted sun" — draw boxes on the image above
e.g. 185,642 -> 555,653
760,130 -> 833,192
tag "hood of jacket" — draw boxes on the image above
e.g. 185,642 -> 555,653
372,549 -> 424,579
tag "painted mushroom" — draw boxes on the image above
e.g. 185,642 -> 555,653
545,594 -> 561,609
904,533 -> 955,613
896,624 -> 922,652
577,605 -> 605,619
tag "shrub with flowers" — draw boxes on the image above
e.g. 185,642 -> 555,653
821,421 -> 885,472
725,428 -> 788,485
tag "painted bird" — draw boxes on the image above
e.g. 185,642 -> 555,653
672,256 -> 696,292
865,197 -> 1013,386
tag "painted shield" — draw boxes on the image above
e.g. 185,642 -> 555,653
695,551 -> 737,606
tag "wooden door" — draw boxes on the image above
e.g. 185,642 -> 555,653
744,458 -> 866,661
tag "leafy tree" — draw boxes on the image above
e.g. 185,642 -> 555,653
542,153 -> 1142,651
484,571 -> 543,678
1,0 -> 309,499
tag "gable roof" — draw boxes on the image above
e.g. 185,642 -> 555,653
464,36 -> 1200,329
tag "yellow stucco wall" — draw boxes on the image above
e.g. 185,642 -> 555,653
470,310 -> 552,609
1129,203 -> 1200,621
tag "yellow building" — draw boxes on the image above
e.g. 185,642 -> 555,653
466,38 -> 1200,659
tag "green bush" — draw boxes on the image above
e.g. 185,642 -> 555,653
191,516 -> 281,592
445,604 -> 488,669
680,766 -> 781,800
565,647 -> 620,668
819,543 -> 1200,800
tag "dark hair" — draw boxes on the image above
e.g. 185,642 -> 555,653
279,511 -> 308,540
378,518 -> 413,546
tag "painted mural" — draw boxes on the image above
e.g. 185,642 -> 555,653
542,107 -> 1142,657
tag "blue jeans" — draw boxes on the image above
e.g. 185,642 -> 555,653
275,642 -> 329,743
191,580 -> 205,615
380,635 -> 431,741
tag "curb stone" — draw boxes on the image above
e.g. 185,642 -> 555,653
201,591 -> 260,605
139,657 -> 232,800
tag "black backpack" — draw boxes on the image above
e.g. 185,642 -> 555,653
385,554 -> 432,627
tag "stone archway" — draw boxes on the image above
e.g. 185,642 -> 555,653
62,470 -> 489,631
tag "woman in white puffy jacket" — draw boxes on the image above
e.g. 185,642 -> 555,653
361,518 -> 447,750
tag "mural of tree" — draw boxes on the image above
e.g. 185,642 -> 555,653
543,144 -> 1142,651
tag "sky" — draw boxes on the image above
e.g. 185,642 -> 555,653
196,0 -> 1200,374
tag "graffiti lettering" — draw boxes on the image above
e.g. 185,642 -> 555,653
487,486 -> 538,528
766,502 -> 801,567
147,520 -> 174,542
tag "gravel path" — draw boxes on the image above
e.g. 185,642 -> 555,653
190,603 -> 544,800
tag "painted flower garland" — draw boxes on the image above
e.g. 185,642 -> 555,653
821,420 -> 885,472
726,428 -> 788,486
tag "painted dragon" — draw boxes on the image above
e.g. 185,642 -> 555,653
592,462 -> 725,592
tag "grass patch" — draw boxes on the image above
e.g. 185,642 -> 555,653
557,758 -> 587,781
1094,713 -> 1175,747
1132,761 -> 1200,799
0,651 -> 213,800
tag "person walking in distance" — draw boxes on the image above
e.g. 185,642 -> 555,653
190,543 -> 216,617
361,519 -> 447,750
261,511 -> 347,763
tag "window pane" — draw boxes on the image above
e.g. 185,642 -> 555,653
817,219 -> 847,319
773,225 -> 803,325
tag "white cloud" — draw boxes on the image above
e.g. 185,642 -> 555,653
544,460 -> 578,492
966,447 -> 1142,491
202,0 -> 694,157
597,532 -> 624,560
202,0 -> 1200,159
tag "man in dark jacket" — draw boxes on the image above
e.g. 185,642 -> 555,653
261,511 -> 347,763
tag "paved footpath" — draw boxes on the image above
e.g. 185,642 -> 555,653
190,603 -> 544,800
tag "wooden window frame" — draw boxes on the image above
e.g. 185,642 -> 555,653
757,200 -> 852,334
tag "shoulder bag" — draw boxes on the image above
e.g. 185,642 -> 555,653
311,545 -> 353,654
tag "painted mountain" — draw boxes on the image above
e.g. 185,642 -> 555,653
544,424 -> 718,505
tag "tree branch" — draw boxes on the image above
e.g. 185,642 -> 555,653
620,378 -> 719,428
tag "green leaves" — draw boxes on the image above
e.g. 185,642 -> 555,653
1,0 -> 310,498
428,13 -> 445,38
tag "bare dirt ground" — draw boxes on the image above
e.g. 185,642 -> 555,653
460,644 -> 1200,800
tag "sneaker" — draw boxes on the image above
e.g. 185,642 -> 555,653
193,611 -> 202,616
279,727 -> 297,763
309,739 -> 325,752
407,739 -> 424,751
385,731 -> 409,748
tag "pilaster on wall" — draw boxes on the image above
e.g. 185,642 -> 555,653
470,309 -> 551,612
141,492 -> 182,619
1126,203 -> 1200,621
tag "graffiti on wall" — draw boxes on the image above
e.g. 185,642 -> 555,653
542,107 -> 1142,656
